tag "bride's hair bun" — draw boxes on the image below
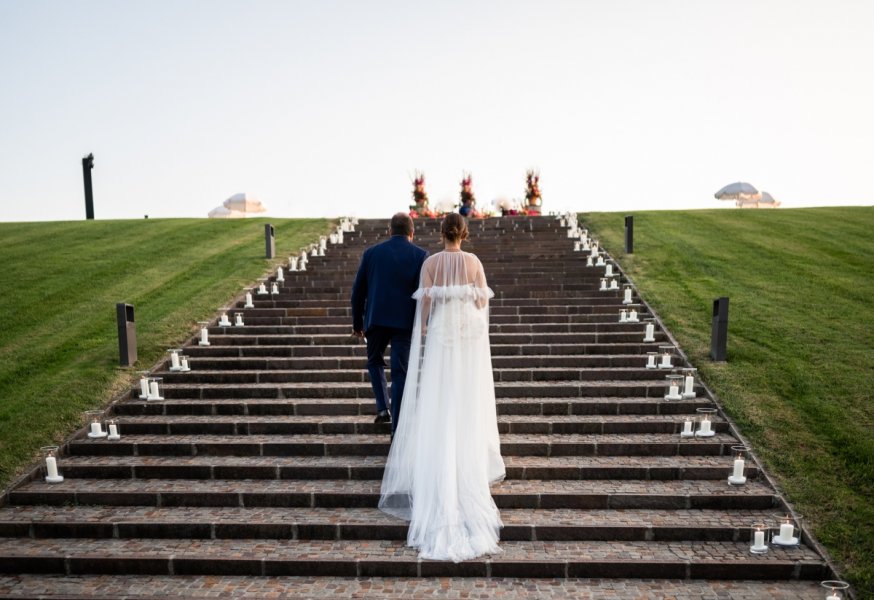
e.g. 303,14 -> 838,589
441,213 -> 469,242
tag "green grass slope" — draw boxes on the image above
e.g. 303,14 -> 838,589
0,218 -> 329,490
582,206 -> 874,594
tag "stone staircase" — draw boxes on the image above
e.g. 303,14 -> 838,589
0,217 -> 834,598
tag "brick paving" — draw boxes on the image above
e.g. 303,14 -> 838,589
0,217 -> 834,597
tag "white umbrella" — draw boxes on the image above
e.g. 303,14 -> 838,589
223,192 -> 267,214
714,182 -> 759,201
208,205 -> 245,219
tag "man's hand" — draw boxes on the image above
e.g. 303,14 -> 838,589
352,329 -> 365,339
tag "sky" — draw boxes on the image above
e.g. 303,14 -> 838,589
1,0 -> 872,222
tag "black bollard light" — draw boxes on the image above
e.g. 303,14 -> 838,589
265,224 -> 275,259
82,153 -> 95,220
116,303 -> 137,366
624,215 -> 634,254
710,297 -> 729,361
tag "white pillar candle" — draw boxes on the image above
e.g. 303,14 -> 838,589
599,278 -> 607,291
90,421 -> 102,435
682,419 -> 693,435
276,267 -> 284,282
610,279 -> 619,290
827,594 -> 840,600
778,522 -> 794,543
590,247 -> 598,258
560,218 -> 566,227
619,310 -> 627,322
290,257 -> 298,271
574,241 -> 580,251
149,380 -> 160,399
257,283 -> 266,294
753,529 -> 765,549
586,256 -> 593,267
139,376 -> 150,398
108,423 -> 119,438
234,313 -> 244,326
271,282 -> 279,294
668,384 -> 680,399
684,375 -> 695,397
629,309 -> 638,322
732,458 -> 745,479
180,356 -> 189,370
644,323 -> 655,341
605,264 -> 613,277
596,256 -> 605,266
46,455 -> 59,478
660,353 -> 672,368
200,326 -> 209,345
311,247 -> 318,257
623,288 -> 632,303
699,418 -> 712,435
219,313 -> 230,326
299,262 -> 306,271
170,351 -> 180,370
646,354 -> 656,368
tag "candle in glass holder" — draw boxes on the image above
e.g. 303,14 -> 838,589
169,349 -> 180,370
245,292 -> 254,308
604,263 -> 613,277
107,419 -> 120,440
659,351 -> 672,368
46,455 -> 59,478
199,322 -> 210,346
623,287 -> 633,304
42,447 -> 64,483
586,256 -> 594,267
139,374 -> 150,398
599,278 -> 607,291
681,418 -> 694,437
699,416 -> 712,435
619,309 -> 628,323
276,267 -> 284,283
684,373 -> 695,398
646,352 -> 657,369
773,515 -> 799,545
289,257 -> 298,271
258,282 -> 268,294
234,313 -> 244,327
644,323 -> 655,342
628,308 -> 639,322
609,279 -> 619,290
299,261 -> 306,271
180,356 -> 190,371
219,312 -> 231,326
271,282 -> 279,295
596,255 -> 606,267
574,241 -> 580,251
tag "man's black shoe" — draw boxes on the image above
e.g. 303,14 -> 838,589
374,410 -> 391,424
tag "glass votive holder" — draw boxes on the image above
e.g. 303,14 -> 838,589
198,321 -> 211,346
84,410 -> 107,439
821,581 -> 851,600
750,522 -> 769,554
218,311 -> 232,327
664,374 -> 684,401
626,304 -> 640,322
167,348 -> 183,371
178,354 -> 191,372
107,417 -> 121,441
147,377 -> 164,401
645,351 -> 658,369
681,367 -> 697,398
727,445 -> 749,485
695,407 -> 717,437
41,446 -> 64,483
772,513 -> 803,547
658,345 -> 675,368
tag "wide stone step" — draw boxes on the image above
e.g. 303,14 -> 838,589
98,414 -> 722,436
66,432 -> 739,458
202,322 -> 650,335
152,380 -> 681,400
47,454 -> 757,481
0,506 -> 782,541
200,332 -> 656,347
157,367 -> 691,385
181,354 -> 660,370
0,538 -> 825,579
115,396 -> 712,417
227,313 -> 652,326
9,479 -> 778,510
0,574 -> 833,599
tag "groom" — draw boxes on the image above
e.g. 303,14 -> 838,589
351,213 -> 428,433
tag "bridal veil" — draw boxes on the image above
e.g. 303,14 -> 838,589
378,250 -> 505,562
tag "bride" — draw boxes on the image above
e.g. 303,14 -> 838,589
379,213 -> 505,562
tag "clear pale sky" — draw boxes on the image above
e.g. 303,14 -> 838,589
1,0 -> 872,222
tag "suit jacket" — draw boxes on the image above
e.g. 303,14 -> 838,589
351,235 -> 428,333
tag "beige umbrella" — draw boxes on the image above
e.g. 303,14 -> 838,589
223,193 -> 266,214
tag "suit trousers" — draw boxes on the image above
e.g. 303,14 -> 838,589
365,325 -> 412,432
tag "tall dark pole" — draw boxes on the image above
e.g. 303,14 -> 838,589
82,153 -> 94,220
624,215 -> 634,254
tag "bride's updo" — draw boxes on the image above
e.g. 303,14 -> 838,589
441,213 -> 469,242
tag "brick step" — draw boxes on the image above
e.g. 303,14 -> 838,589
151,380 -> 681,400
156,368 -> 694,385
277,305 -> 644,317
0,538 -> 824,579
180,355 -> 663,370
101,414 -> 722,436
221,313 -> 650,325
181,342 -> 670,359
267,297 -> 628,309
199,332 -> 656,347
0,574 -> 832,599
115,397 -> 712,417
201,322 -> 650,335
67,433 -> 739,458
0,506 -> 782,541
47,455 -> 756,481
9,479 -> 777,510
270,281 -> 626,294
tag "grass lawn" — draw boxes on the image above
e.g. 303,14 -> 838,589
0,217 -> 329,491
582,206 -> 874,595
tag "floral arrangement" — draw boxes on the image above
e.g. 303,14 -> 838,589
525,170 -> 542,212
460,173 -> 476,208
409,171 -> 438,218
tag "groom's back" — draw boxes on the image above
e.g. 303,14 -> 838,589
351,235 -> 428,333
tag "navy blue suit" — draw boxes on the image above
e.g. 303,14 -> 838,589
351,235 -> 428,431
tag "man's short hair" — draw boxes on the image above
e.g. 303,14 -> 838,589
390,212 -> 414,237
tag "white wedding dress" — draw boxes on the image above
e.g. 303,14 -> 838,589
379,250 -> 505,562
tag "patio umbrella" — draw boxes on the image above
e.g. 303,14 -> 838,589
714,182 -> 759,201
223,193 -> 267,214
208,205 -> 245,219
759,191 -> 776,203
